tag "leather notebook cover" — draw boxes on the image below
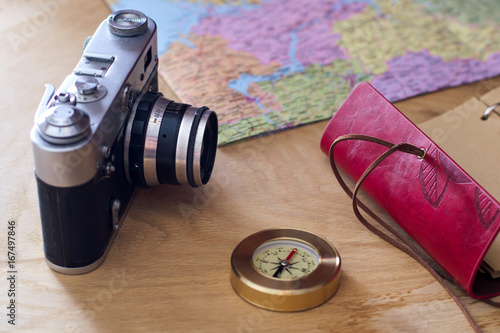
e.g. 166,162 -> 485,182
320,82 -> 500,298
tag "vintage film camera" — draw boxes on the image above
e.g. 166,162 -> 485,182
30,10 -> 218,274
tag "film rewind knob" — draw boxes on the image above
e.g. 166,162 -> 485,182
108,10 -> 148,37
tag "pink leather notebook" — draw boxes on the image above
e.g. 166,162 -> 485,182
320,82 -> 500,298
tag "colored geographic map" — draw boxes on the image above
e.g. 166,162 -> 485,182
106,0 -> 500,145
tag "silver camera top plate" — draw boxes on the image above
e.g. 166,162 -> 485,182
31,10 -> 158,188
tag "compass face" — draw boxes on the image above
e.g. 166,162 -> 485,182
252,240 -> 319,280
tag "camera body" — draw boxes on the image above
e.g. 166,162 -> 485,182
30,10 -> 218,274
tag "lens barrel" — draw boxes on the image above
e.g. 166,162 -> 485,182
125,92 -> 218,188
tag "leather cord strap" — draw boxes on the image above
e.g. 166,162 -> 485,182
329,134 -> 482,333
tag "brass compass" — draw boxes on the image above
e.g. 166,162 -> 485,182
230,228 -> 341,312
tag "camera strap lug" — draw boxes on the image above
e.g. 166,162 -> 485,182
111,199 -> 121,230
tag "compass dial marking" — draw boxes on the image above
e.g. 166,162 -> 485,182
253,242 -> 319,280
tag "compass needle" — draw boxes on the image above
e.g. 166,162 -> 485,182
273,267 -> 283,278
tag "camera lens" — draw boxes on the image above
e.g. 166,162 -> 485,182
125,92 -> 218,188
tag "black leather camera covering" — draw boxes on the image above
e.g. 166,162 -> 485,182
36,132 -> 134,269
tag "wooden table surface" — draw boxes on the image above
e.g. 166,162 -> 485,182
2,1 -> 500,332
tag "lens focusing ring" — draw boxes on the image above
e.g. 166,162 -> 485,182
174,106 -> 217,187
127,92 -> 163,187
176,106 -> 200,186
143,97 -> 171,186
157,101 -> 190,185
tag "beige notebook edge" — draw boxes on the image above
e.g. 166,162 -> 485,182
418,86 -> 500,278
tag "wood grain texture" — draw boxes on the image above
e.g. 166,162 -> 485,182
1,1 -> 500,332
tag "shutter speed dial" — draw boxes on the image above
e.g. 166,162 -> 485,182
37,105 -> 91,145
